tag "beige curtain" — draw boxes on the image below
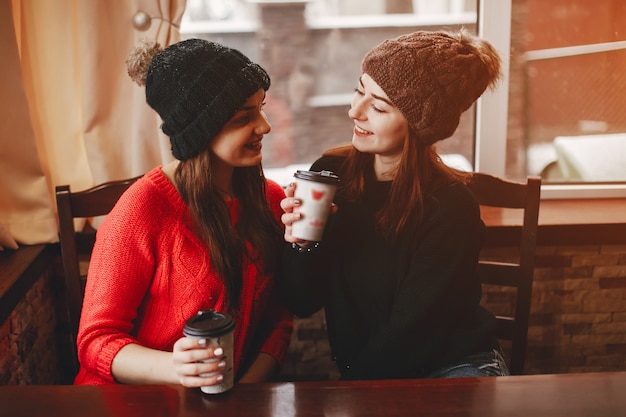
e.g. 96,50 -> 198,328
2,0 -> 184,247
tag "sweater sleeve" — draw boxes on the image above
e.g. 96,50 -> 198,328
76,180 -> 161,383
342,185 -> 487,380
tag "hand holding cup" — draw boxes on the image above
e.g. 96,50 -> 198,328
181,310 -> 235,394
289,170 -> 339,243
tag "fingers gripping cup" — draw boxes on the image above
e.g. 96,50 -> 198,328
292,170 -> 340,242
183,310 -> 236,394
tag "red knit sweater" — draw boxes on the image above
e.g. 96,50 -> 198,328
74,167 -> 292,385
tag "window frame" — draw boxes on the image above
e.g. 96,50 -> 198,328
477,0 -> 626,199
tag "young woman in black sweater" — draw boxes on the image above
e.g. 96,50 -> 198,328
279,29 -> 510,380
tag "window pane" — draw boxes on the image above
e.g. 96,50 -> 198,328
516,0 -> 626,183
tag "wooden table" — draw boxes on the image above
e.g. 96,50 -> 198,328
1,372 -> 625,417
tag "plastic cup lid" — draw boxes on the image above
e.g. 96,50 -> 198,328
294,170 -> 340,185
183,310 -> 235,337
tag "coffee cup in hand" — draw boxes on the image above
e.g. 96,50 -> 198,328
292,170 -> 340,242
183,310 -> 235,394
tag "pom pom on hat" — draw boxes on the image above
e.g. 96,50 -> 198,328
362,29 -> 501,146
126,39 -> 162,87
126,38 -> 270,160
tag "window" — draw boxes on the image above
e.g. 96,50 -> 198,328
181,0 -> 626,198
513,0 -> 626,198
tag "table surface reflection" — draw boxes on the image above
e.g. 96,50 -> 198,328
1,371 -> 625,417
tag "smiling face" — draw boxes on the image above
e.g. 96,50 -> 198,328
209,88 -> 270,168
348,73 -> 410,166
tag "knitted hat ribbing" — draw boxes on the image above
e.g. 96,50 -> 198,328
145,38 -> 270,160
361,29 -> 501,146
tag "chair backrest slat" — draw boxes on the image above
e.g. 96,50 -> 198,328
55,176 -> 141,380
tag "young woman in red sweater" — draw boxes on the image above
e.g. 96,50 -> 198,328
74,39 -> 292,387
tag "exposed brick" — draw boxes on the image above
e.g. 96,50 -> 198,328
599,277 -> 626,289
298,327 -> 328,340
1,270 -> 64,385
563,322 -> 592,335
613,312 -> 626,322
535,289 -> 586,314
558,313 -> 612,324
606,344 -> 626,355
600,245 -> 626,254
563,266 -> 594,279
556,245 -> 601,255
593,265 -> 626,278
535,254 -> 571,268
554,342 -> 584,357
582,291 -> 626,314
527,324 -> 561,343
533,279 -> 579,294
300,345 -> 329,362
534,246 -> 557,256
555,355 -> 587,368
0,319 -> 9,340
585,354 -> 626,367
593,321 -> 626,334
572,254 -> 620,267
572,334 -> 626,346
527,345 -> 555,359
529,313 -> 553,326
534,267 -> 594,282
533,267 -> 562,281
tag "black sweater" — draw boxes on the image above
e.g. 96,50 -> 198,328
280,155 -> 498,380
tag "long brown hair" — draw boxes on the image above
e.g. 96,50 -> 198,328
325,137 -> 470,240
175,151 -> 283,314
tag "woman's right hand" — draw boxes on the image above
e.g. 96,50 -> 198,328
172,337 -> 226,388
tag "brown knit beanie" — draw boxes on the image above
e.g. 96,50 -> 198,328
127,38 -> 270,160
361,29 -> 501,146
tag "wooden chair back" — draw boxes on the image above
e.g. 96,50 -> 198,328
467,172 -> 541,375
55,176 -> 141,378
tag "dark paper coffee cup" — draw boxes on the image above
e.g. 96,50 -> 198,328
183,310 -> 235,394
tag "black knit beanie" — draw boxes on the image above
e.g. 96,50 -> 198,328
143,38 -> 270,160
361,29 -> 501,146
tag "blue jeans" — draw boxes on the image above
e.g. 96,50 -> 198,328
426,349 -> 510,378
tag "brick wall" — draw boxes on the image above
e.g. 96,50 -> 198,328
279,310 -> 339,381
0,268 -> 64,385
526,244 -> 626,374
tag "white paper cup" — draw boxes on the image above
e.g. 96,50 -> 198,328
183,310 -> 235,394
292,170 -> 340,242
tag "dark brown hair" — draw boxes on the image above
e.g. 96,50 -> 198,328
324,137 -> 470,240
175,151 -> 283,313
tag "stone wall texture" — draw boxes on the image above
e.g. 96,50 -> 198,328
0,269 -> 64,385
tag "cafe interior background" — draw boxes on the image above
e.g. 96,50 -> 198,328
2,0 -> 626,384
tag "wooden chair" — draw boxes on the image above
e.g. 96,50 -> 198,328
55,176 -> 141,379
467,172 -> 541,375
